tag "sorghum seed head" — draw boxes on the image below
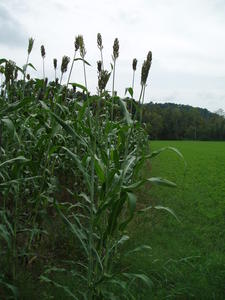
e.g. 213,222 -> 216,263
97,61 -> 102,73
5,60 -> 16,83
132,58 -> 137,71
61,56 -> 70,73
113,38 -> 119,60
97,33 -> 103,50
41,45 -> 46,58
141,59 -> 151,86
147,51 -> 152,63
75,36 -> 80,51
98,70 -> 111,91
28,37 -> 34,55
78,35 -> 86,58
27,74 -> 30,80
53,58 -> 57,70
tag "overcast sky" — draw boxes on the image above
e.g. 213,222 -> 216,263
1,0 -> 225,112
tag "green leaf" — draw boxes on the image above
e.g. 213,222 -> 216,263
119,192 -> 137,231
123,180 -> 144,191
0,176 -> 41,187
94,155 -> 105,183
2,117 -> 15,132
40,276 -> 79,300
116,235 -> 130,246
137,205 -> 180,222
0,156 -> 29,168
123,273 -> 153,288
127,192 -> 136,215
16,65 -> 24,74
125,87 -> 134,98
40,104 -> 88,148
0,224 -> 11,249
73,58 -> 91,66
69,82 -> 88,92
62,147 -> 91,191
0,98 -> 32,117
147,146 -> 187,168
123,177 -> 176,191
117,97 -> 133,125
147,177 -> 177,187
54,201 -> 88,255
0,58 -> 8,65
125,245 -> 152,256
23,62 -> 36,71
0,279 -> 18,298
123,155 -> 136,178
154,205 -> 180,222
2,117 -> 20,144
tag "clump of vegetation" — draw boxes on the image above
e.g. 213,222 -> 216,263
142,102 -> 225,140
0,34 -> 181,299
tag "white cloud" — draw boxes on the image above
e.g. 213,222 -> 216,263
0,3 -> 27,46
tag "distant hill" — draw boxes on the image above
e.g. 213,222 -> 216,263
141,102 -> 225,140
215,109 -> 225,118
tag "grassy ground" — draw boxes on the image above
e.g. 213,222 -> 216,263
125,141 -> 225,299
5,141 -> 225,299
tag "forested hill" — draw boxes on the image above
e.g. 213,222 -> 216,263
141,102 -> 225,140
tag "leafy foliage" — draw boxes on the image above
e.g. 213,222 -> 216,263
141,102 -> 225,140
0,36 -> 180,299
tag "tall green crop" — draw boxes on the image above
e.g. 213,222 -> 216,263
0,35 -> 184,299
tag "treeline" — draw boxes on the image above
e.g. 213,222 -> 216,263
141,102 -> 225,140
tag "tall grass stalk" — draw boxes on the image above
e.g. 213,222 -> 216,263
81,49 -> 94,300
53,58 -> 57,82
111,38 -> 119,120
137,51 -> 152,122
41,45 -> 46,80
131,58 -> 137,115
97,33 -> 104,70
22,38 -> 34,97
66,36 -> 79,88
24,38 -> 34,81
79,35 -> 88,90
60,55 -> 70,85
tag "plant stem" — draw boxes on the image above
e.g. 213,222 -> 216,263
23,54 -> 29,97
60,72 -> 63,85
100,49 -> 104,71
140,84 -> 146,123
131,70 -> 135,116
83,60 -> 88,91
42,58 -> 45,80
134,84 -> 143,121
81,61 -> 95,299
132,70 -> 135,91
66,51 -> 76,88
111,59 -> 116,120
24,54 -> 29,81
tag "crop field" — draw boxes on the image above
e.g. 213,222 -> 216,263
1,36 -> 164,300
126,140 -> 225,299
1,35 -> 225,299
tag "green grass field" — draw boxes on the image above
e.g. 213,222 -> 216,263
125,141 -> 225,299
